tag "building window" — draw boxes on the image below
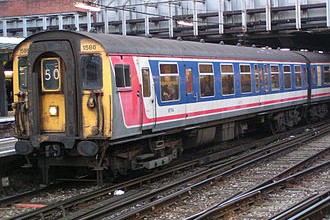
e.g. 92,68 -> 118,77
199,64 -> 214,97
283,65 -> 292,89
294,65 -> 302,88
240,64 -> 251,93
115,64 -> 131,88
81,55 -> 103,90
270,65 -> 280,90
160,63 -> 179,101
221,64 -> 234,95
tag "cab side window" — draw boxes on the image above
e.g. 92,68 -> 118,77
18,57 -> 28,91
81,55 -> 103,90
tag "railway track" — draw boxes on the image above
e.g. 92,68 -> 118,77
5,122 -> 328,220
190,162 -> 329,219
0,120 -> 303,207
271,190 -> 330,220
122,125 -> 330,220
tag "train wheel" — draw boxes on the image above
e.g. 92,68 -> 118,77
270,113 -> 287,134
309,104 -> 329,122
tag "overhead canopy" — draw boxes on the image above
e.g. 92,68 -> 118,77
0,37 -> 25,51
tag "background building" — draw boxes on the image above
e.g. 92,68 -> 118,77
0,0 -> 329,49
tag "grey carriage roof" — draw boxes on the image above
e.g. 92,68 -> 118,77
17,30 -> 330,63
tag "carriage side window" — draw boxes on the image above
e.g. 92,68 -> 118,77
186,68 -> 193,94
311,66 -> 317,86
41,58 -> 61,91
294,65 -> 302,88
263,65 -> 269,92
240,65 -> 251,93
199,64 -> 214,97
115,64 -> 131,88
270,65 -> 280,90
324,66 -> 330,86
283,65 -> 292,89
317,65 -> 322,86
18,57 -> 28,91
81,55 -> 103,90
160,63 -> 179,102
221,64 -> 234,95
302,66 -> 307,87
254,64 -> 261,92
142,67 -> 151,97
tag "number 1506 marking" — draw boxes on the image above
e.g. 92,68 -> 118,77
82,44 -> 97,51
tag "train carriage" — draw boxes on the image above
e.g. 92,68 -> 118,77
12,30 -> 330,183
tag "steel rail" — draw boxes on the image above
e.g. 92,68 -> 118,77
6,122 -> 329,220
188,147 -> 330,219
271,190 -> 330,220
68,124 -> 330,220
7,160 -> 204,220
192,161 -> 329,220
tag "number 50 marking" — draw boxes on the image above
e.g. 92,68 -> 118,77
45,68 -> 60,81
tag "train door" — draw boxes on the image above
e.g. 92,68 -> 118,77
40,57 -> 65,132
28,41 -> 77,139
254,64 -> 267,93
141,66 -> 155,127
254,63 -> 268,105
184,62 -> 198,119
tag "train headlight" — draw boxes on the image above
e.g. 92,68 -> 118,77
49,106 -> 59,116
